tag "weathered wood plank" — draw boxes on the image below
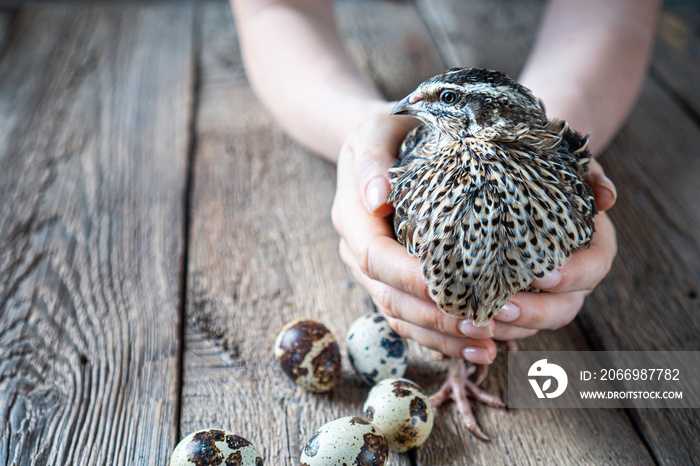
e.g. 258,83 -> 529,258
403,329 -> 654,465
335,0 -> 445,100
578,78 -> 700,465
182,1 -> 442,465
419,0 -> 700,464
415,0 -> 546,76
0,3 -> 193,465
653,0 -> 700,119
184,2 -> 361,464
0,12 -> 14,60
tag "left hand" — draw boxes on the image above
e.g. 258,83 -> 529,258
493,159 -> 618,340
331,105 -> 498,365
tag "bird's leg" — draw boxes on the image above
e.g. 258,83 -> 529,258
473,362 -> 489,386
429,357 -> 505,441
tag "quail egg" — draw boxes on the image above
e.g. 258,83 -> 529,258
363,378 -> 434,452
300,416 -> 388,465
346,313 -> 408,385
274,319 -> 342,392
169,428 -> 263,466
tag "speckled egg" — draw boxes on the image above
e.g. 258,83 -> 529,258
363,378 -> 434,452
346,313 -> 408,385
169,429 -> 263,466
274,319 -> 342,392
300,416 -> 388,465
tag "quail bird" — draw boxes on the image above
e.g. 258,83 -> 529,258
388,67 -> 596,440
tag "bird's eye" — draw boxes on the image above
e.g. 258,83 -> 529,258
440,90 -> 458,105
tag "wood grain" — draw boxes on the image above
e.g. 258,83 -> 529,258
0,3 -> 193,465
653,1 -> 700,119
415,0 -> 546,77
0,12 -> 14,61
579,78 -> 700,465
182,2 -> 439,464
574,9 -> 700,464
334,0 -> 445,101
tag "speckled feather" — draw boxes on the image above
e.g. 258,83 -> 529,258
388,67 -> 596,326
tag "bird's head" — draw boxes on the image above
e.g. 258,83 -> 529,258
391,67 -> 547,141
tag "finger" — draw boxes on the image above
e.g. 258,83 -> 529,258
332,127 -> 396,237
340,240 -> 494,340
584,158 -> 617,212
492,322 -> 539,341
346,112 -> 416,215
499,289 -> 588,331
333,157 -> 431,301
332,114 -> 430,300
531,212 -> 617,294
358,237 -> 431,302
382,314 -> 497,364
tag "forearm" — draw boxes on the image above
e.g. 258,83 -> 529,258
519,0 -> 661,156
231,0 -> 385,161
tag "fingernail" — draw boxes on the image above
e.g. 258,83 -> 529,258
488,344 -> 497,361
593,173 -> 617,203
459,319 -> 493,338
533,270 -> 562,290
496,302 -> 520,322
365,176 -> 391,213
462,346 -> 492,364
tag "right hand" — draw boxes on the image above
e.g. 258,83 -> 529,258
331,103 -> 497,365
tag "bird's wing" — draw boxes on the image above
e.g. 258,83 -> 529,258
547,120 -> 592,169
395,124 -> 435,165
389,124 -> 436,255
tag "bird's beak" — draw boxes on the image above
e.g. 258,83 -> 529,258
391,91 -> 424,116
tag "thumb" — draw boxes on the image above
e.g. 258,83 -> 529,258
584,158 -> 617,212
364,174 -> 394,217
350,113 -> 416,217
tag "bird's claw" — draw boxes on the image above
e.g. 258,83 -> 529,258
429,358 -> 505,441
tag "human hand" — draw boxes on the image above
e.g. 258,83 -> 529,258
331,103 -> 497,365
493,159 -> 618,341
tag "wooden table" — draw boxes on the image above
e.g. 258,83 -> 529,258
1,0 -> 698,464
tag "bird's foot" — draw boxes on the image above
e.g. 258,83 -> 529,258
429,358 -> 505,441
